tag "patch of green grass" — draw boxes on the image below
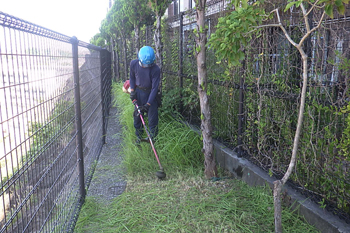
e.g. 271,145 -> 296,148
75,172 -> 318,233
74,81 -> 319,233
112,82 -> 204,178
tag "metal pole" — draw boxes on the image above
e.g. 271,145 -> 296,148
106,49 -> 112,116
113,39 -> 119,82
237,58 -> 245,156
70,36 -> 86,199
100,48 -> 112,144
100,49 -> 108,145
179,12 -> 184,113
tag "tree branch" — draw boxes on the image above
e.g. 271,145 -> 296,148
300,3 -> 310,32
273,8 -> 298,47
255,24 -> 281,28
305,0 -> 325,17
299,11 -> 326,46
279,24 -> 298,48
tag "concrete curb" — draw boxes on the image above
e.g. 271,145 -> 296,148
213,140 -> 350,233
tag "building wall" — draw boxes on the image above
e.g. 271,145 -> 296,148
164,0 -> 195,18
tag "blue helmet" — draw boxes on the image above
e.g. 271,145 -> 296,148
138,46 -> 156,67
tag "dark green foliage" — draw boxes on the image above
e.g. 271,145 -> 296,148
90,33 -> 106,47
208,2 -> 266,67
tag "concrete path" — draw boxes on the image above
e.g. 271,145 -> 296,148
86,106 -> 126,204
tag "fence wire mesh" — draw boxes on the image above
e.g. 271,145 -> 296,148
0,12 -> 111,233
113,0 -> 350,222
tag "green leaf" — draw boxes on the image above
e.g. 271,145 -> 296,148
239,51 -> 245,61
335,0 -> 343,7
242,0 -> 248,9
285,2 -> 296,12
295,0 -> 302,7
246,15 -> 255,23
325,4 -> 334,18
337,4 -> 345,15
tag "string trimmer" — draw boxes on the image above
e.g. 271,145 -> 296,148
133,100 -> 166,179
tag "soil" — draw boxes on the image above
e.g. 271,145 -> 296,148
85,105 -> 126,204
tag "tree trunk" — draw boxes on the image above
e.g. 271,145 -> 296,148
274,180 -> 283,233
154,15 -> 163,87
122,35 -> 128,80
273,47 -> 308,233
134,25 -> 140,57
195,0 -> 217,178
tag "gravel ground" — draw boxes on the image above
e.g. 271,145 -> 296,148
85,105 -> 126,204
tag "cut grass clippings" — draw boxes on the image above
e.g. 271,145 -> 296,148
75,172 -> 319,233
74,82 -> 319,233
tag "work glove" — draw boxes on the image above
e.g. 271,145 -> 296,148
140,104 -> 150,114
130,91 -> 137,102
133,109 -> 139,117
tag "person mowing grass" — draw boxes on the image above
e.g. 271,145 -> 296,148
129,46 -> 160,144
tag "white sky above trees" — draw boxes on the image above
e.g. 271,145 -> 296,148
1,0 -> 109,42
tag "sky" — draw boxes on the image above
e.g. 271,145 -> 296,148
1,0 -> 110,42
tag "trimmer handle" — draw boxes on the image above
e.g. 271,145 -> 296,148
133,100 -> 143,116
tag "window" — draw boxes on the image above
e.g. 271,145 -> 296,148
330,39 -> 343,83
173,0 -> 179,15
189,0 -> 195,9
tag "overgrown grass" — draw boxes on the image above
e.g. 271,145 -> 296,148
115,81 -> 204,178
74,82 -> 319,233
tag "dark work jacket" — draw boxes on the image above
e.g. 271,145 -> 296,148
129,59 -> 160,104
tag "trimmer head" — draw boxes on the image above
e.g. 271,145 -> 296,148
155,169 -> 166,180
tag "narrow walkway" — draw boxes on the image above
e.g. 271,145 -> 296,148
86,106 -> 126,204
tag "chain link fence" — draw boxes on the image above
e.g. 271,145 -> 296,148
0,12 -> 112,232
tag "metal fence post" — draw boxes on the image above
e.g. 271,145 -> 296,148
237,58 -> 245,156
113,40 -> 119,82
179,12 -> 184,113
70,36 -> 86,200
100,49 -> 112,145
100,49 -> 107,145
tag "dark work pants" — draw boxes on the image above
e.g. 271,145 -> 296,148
134,88 -> 158,139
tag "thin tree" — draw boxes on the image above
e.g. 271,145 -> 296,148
263,1 -> 348,231
149,0 -> 172,87
194,0 -> 218,178
105,0 -> 133,79
123,0 -> 154,56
